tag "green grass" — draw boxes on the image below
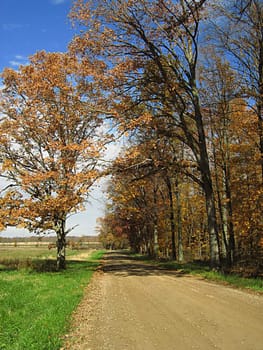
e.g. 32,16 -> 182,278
160,260 -> 263,291
131,254 -> 263,293
0,249 -> 105,350
200,270 -> 263,292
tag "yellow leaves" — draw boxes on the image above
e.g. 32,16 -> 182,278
1,159 -> 14,171
0,191 -> 23,229
0,19 -> 113,240
1,67 -> 19,86
119,112 -> 153,132
21,171 -> 56,187
69,0 -> 92,24
110,58 -> 140,80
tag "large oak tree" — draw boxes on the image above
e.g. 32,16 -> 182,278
0,51 -> 106,269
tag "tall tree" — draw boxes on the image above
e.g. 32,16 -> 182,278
70,0 -> 220,266
200,53 -> 239,265
213,0 -> 263,180
0,51 -> 106,269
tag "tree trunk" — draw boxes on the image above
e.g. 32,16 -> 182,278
211,127 -> 229,263
165,176 -> 177,260
55,218 -> 66,270
153,183 -> 159,258
175,176 -> 184,262
195,104 -> 220,267
214,159 -> 228,260
223,163 -> 235,266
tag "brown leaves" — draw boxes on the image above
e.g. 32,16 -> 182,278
0,50 -> 107,235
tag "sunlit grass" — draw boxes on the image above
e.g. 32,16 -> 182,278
200,270 -> 263,292
160,261 -> 263,292
0,249 -> 105,350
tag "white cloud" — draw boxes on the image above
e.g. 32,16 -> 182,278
9,60 -> 22,67
15,55 -> 26,60
2,23 -> 24,31
2,23 -> 30,31
9,55 -> 28,68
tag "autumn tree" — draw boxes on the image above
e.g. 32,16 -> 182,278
70,0 -> 222,265
200,47 -> 262,267
97,214 -> 129,250
69,0 -> 262,270
226,101 -> 262,265
212,0 -> 263,180
102,137 -> 210,261
199,53 -> 239,265
0,51 -> 107,269
103,125 -> 193,260
103,140 -> 164,257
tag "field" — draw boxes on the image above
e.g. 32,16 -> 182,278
0,245 -> 104,350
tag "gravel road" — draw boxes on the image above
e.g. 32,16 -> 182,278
63,251 -> 263,350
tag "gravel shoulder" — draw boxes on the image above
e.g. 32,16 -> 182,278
63,251 -> 263,350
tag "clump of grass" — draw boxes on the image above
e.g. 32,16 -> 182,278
200,270 -> 263,292
0,250 -> 105,350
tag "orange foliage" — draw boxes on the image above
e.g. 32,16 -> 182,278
0,51 -> 107,236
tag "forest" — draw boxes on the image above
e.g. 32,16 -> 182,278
0,0 -> 262,272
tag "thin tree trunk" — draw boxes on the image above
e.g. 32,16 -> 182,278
210,126 -> 228,261
222,163 -> 235,266
153,183 -> 159,258
165,176 -> 177,260
175,176 -> 184,262
215,163 -> 228,259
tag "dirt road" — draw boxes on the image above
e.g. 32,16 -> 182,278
63,251 -> 263,350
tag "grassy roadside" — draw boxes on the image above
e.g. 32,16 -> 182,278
0,250 -> 105,350
160,261 -> 263,293
131,254 -> 263,293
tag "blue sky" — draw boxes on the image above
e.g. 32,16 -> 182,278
0,0 -> 75,71
0,0 -> 114,237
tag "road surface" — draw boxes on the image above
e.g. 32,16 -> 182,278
63,251 -> 263,350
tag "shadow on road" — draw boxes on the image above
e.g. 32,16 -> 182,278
100,251 -> 189,277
